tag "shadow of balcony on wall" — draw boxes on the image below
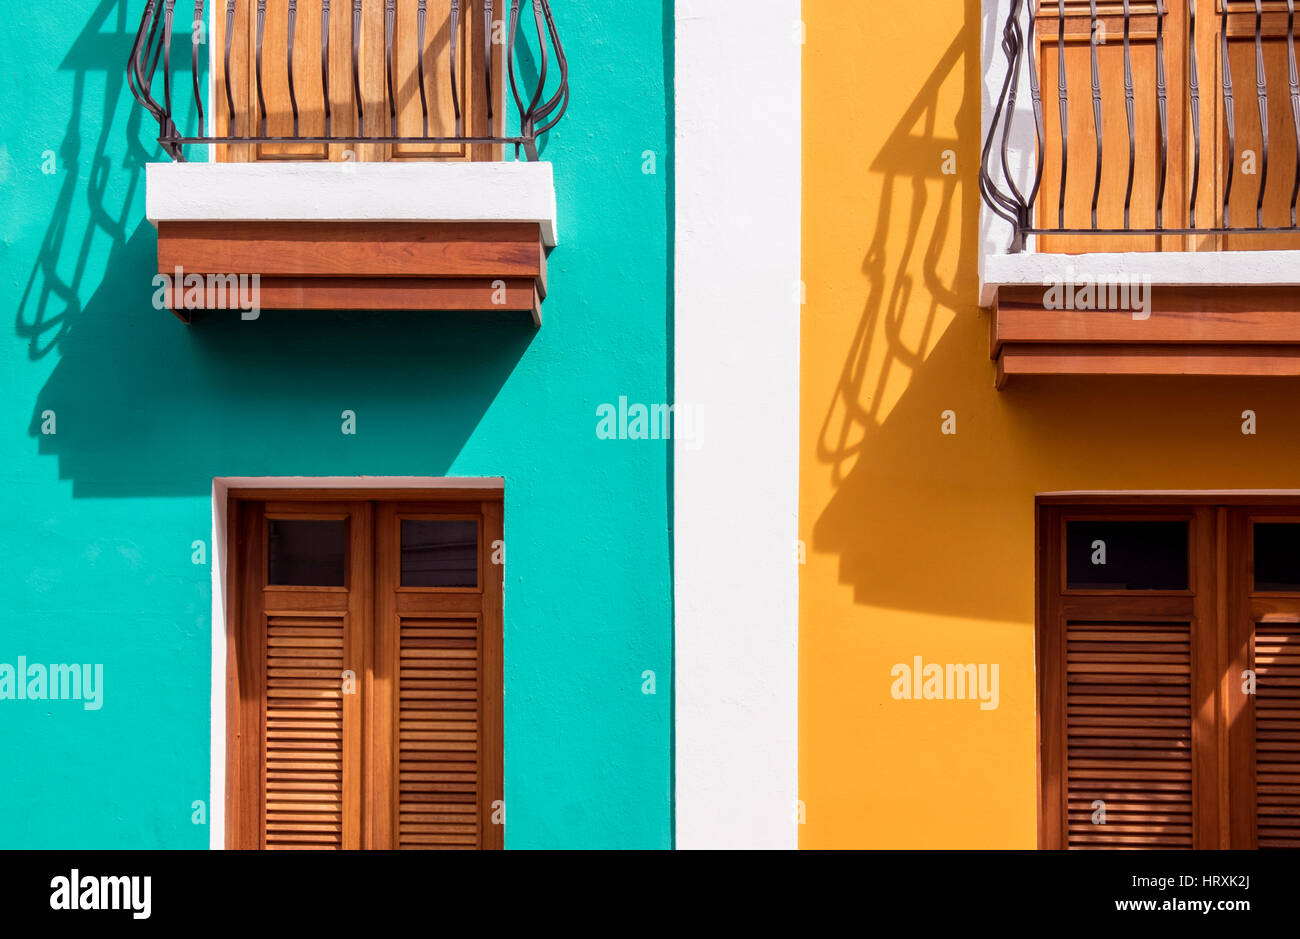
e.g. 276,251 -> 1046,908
17,0 -> 535,499
810,2 -> 1300,624
811,15 -> 1004,621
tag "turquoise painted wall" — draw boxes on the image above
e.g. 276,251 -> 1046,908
0,0 -> 672,848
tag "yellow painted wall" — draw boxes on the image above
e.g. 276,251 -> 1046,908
800,0 -> 1300,848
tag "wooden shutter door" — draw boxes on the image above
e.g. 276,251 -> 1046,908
1038,505 -> 1220,848
214,0 -> 503,163
1249,619 -> 1300,846
372,501 -> 503,849
1227,508 -> 1300,848
1061,618 -> 1197,847
228,500 -> 372,849
1030,3 -> 1300,252
1034,2 -> 1191,253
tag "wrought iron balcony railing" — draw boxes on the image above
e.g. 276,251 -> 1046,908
982,1 -> 1300,252
128,0 -> 568,161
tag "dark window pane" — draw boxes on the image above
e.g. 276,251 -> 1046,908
1066,520 -> 1189,590
401,520 -> 478,588
1254,523 -> 1300,592
267,519 -> 347,586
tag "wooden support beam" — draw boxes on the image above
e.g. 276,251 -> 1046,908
991,285 -> 1300,384
154,221 -> 548,322
996,342 -> 1300,388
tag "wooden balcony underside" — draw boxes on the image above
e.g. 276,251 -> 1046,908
991,286 -> 1300,387
156,220 -> 547,325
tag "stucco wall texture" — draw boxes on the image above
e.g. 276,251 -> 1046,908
0,0 -> 672,848
800,0 -> 1300,848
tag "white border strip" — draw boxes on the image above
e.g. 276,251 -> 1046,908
673,3 -> 801,848
980,250 -> 1300,307
147,162 -> 559,247
208,476 -> 504,849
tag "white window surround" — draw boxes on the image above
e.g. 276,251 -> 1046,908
207,475 -> 505,850
147,161 -> 558,247
979,0 -> 1300,308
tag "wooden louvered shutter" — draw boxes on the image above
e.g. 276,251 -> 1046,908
372,501 -> 503,849
262,611 -> 355,848
1250,622 -> 1300,847
228,493 -> 503,850
1226,509 -> 1300,849
228,500 -> 371,850
1062,620 -> 1195,848
1043,501 -> 1300,849
1038,505 -> 1220,850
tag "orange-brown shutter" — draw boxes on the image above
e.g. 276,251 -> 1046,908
394,615 -> 483,848
1034,2 -> 1188,253
1252,622 -> 1300,848
229,495 -> 501,850
215,0 -> 502,163
373,501 -> 504,850
263,613 -> 353,848
1038,505 -> 1217,849
1033,2 -> 1300,252
229,500 -> 370,850
1064,620 -> 1196,848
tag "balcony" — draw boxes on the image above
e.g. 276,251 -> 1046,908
980,1 -> 1300,384
128,0 -> 567,324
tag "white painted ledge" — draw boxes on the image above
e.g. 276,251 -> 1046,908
147,161 -> 558,247
980,250 -> 1300,307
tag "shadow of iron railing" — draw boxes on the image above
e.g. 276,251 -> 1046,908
816,25 -> 973,488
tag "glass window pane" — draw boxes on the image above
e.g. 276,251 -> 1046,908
1066,520 -> 1189,590
267,519 -> 347,586
401,520 -> 478,588
1254,523 -> 1300,592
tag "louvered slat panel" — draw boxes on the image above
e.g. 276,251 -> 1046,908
1065,622 -> 1194,849
397,616 -> 480,849
1255,623 -> 1300,849
264,616 -> 345,850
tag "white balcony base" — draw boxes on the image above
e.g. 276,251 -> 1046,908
980,250 -> 1300,308
146,160 -> 558,247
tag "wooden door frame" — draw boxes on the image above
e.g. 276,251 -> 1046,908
1035,491 -> 1300,850
219,482 -> 504,850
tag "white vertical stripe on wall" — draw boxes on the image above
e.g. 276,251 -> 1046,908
673,1 -> 801,849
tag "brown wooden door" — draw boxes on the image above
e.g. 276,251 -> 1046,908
227,493 -> 502,850
1038,505 -> 1220,848
371,501 -> 504,849
1039,498 -> 1300,849
1034,2 -> 1300,252
228,500 -> 371,849
214,0 -> 504,162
